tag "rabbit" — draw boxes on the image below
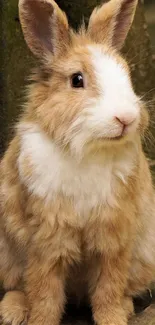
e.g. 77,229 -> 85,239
0,0 -> 155,324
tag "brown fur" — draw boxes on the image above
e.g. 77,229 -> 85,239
88,0 -> 138,49
0,1 -> 154,325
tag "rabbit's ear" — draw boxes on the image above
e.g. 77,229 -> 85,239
88,0 -> 138,50
19,0 -> 70,58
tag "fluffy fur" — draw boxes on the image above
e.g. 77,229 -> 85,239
0,0 -> 154,325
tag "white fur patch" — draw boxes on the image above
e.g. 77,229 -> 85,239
89,46 -> 131,93
67,46 -> 140,159
18,123 -> 137,226
87,46 -> 140,126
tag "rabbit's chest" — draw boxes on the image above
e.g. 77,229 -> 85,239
52,162 -> 116,217
18,125 -> 134,224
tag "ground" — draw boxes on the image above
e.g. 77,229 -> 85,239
62,305 -> 155,325
61,291 -> 155,325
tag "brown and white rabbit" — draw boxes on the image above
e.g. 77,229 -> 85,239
0,0 -> 155,324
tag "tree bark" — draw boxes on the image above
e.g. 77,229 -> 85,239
0,0 -> 35,157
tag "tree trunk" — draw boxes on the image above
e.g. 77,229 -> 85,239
0,0 -> 35,156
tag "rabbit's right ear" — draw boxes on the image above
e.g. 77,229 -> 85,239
19,0 -> 70,58
88,0 -> 138,50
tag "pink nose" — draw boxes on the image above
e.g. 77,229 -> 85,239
115,116 -> 135,127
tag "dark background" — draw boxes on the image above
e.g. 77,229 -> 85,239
145,0 -> 155,51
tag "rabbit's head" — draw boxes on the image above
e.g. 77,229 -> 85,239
19,0 -> 148,159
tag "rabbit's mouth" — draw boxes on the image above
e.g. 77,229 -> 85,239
88,135 -> 128,149
95,131 -> 128,142
90,130 -> 136,147
95,121 -> 138,143
109,135 -> 124,141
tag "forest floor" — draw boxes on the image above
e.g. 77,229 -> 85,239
62,303 -> 155,325
0,288 -> 155,325
129,304 -> 155,324
62,304 -> 155,325
62,289 -> 155,325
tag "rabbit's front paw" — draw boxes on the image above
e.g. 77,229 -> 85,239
0,291 -> 29,325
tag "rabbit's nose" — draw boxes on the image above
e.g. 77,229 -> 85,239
115,115 -> 136,127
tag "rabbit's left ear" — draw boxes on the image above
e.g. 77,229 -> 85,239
88,0 -> 138,50
19,0 -> 70,59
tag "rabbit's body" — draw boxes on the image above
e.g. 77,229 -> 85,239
0,0 -> 155,325
0,116 -> 155,321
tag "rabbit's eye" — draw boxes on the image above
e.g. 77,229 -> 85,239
71,73 -> 84,88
